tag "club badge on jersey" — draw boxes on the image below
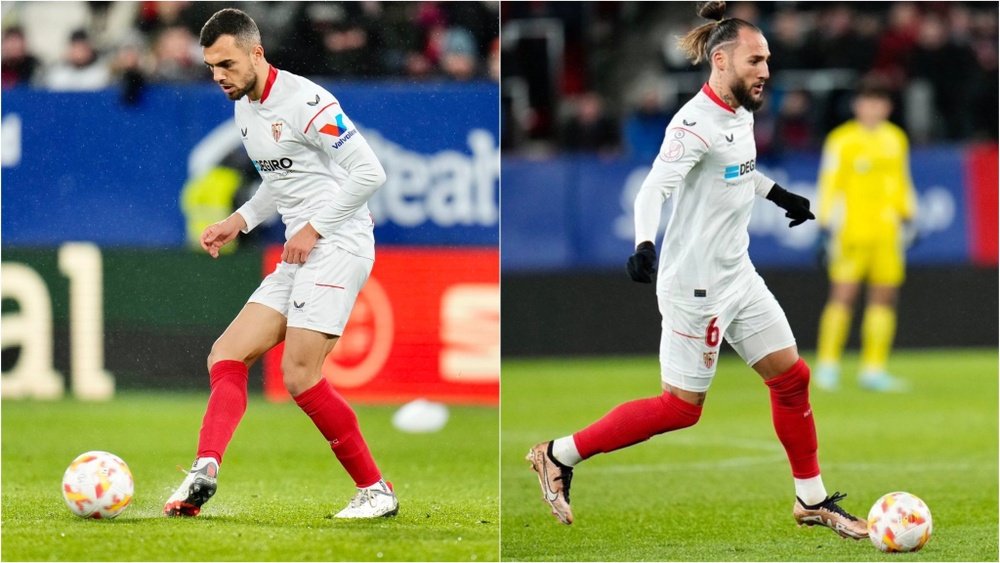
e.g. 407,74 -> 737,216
272,121 -> 283,143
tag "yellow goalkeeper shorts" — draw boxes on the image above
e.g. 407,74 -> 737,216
829,235 -> 905,286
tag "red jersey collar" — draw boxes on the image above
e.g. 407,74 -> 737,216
701,83 -> 735,114
258,65 -> 278,104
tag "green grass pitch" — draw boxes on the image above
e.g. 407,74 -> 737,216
501,348 -> 998,561
2,394 -> 499,561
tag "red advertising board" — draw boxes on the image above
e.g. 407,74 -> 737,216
262,246 -> 498,405
966,143 -> 998,266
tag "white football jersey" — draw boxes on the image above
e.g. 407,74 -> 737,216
234,66 -> 378,258
634,84 -> 776,304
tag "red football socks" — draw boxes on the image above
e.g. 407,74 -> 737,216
197,360 -> 249,464
765,358 -> 821,479
572,391 -> 703,460
294,378 -> 381,488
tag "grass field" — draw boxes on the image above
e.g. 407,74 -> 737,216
2,394 -> 499,562
501,348 -> 998,562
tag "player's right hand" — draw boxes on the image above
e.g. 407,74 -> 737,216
627,241 -> 657,283
200,216 -> 241,259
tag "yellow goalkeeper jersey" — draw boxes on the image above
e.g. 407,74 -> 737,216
816,120 -> 917,243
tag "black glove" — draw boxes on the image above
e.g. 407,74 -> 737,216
815,228 -> 830,269
626,241 -> 657,283
766,184 -> 815,228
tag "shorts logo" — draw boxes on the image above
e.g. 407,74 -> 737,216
703,351 -> 717,369
272,121 -> 284,143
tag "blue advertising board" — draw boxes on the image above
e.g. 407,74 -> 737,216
502,147 -> 972,272
1,81 -> 498,247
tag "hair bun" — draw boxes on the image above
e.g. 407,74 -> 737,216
697,1 -> 726,21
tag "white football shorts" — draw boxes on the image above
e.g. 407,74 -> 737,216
248,243 -> 373,336
657,273 -> 795,393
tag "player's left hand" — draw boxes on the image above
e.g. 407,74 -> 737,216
282,223 -> 321,264
766,184 -> 815,228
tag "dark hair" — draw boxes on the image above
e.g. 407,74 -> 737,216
856,77 -> 892,100
677,1 -> 761,65
199,8 -> 261,50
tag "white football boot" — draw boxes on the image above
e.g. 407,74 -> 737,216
334,479 -> 399,519
163,458 -> 218,517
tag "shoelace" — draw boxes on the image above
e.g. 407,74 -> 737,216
820,491 -> 859,521
349,485 -> 391,508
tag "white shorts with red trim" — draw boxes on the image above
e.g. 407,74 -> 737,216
657,273 -> 795,393
248,243 -> 372,336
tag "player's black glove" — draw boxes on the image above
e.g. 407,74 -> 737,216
766,184 -> 815,228
626,241 -> 657,283
815,228 -> 831,269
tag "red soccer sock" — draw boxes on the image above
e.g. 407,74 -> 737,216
294,379 -> 381,488
765,358 -> 821,479
197,360 -> 249,464
572,391 -> 703,460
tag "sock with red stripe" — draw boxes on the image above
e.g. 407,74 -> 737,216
765,358 -> 821,479
294,378 -> 381,488
572,391 -> 703,460
196,360 -> 249,464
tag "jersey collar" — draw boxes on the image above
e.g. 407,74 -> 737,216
257,65 -> 278,104
701,83 -> 736,114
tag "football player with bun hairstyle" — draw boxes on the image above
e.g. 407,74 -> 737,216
527,1 -> 869,540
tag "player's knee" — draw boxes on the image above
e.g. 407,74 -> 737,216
657,392 -> 703,430
280,355 -> 317,396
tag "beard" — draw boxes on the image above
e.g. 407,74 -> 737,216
226,72 -> 257,101
731,79 -> 764,112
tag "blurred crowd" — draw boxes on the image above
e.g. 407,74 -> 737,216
1,1 -> 499,98
501,1 -> 999,157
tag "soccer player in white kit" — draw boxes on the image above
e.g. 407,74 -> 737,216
527,1 -> 869,540
164,8 -> 398,519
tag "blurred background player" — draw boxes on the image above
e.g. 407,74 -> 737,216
814,81 -> 918,392
163,8 -> 397,519
527,1 -> 869,540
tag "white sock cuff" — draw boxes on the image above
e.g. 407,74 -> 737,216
551,436 -> 582,467
794,475 -> 827,506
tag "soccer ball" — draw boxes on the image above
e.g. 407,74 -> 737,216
61,451 -> 134,519
867,491 -> 933,552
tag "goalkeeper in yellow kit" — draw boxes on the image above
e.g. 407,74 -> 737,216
814,82 -> 917,392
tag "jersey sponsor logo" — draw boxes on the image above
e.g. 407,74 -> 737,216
240,126 -> 248,138
252,157 -> 294,177
725,133 -> 734,143
307,94 -> 320,106
331,128 -> 357,149
664,139 -> 685,162
272,121 -> 284,143
319,114 -> 351,138
723,159 -> 756,180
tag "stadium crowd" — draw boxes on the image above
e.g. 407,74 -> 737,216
501,1 -> 999,156
1,1 -> 499,97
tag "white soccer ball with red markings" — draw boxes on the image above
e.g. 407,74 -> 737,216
867,491 -> 933,552
61,451 -> 134,519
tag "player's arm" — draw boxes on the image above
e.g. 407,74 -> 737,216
815,131 -> 844,232
627,124 -> 709,283
303,101 -> 387,238
894,130 -> 919,244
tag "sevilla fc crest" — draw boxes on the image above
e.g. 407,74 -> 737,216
703,351 -> 717,369
272,121 -> 283,142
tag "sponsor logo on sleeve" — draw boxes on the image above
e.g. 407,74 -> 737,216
663,139 -> 685,162
318,114 -> 358,149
